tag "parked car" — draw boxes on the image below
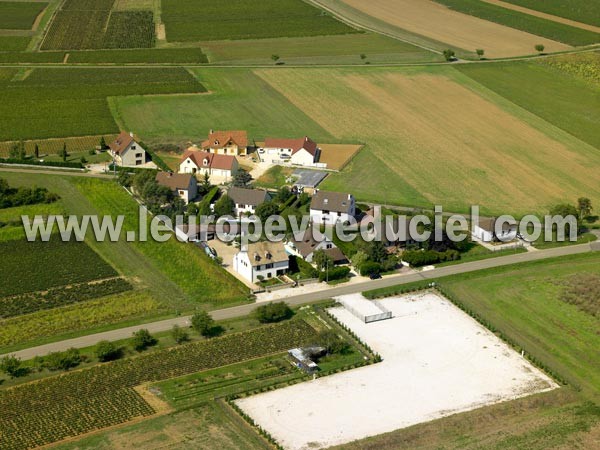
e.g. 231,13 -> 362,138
369,273 -> 382,280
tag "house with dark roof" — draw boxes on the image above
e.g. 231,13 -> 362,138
285,229 -> 347,264
472,217 -> 517,242
179,148 -> 239,180
201,130 -> 248,156
310,191 -> 355,224
155,172 -> 198,204
233,241 -> 289,283
228,186 -> 270,216
261,136 -> 322,167
108,131 -> 148,167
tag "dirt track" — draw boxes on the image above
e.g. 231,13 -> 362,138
340,0 -> 571,57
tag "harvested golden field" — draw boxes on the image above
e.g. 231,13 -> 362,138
339,0 -> 571,57
319,143 -> 362,170
255,67 -> 600,214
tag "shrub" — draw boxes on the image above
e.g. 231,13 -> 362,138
44,348 -> 82,371
95,340 -> 122,362
359,261 -> 382,276
191,311 -> 214,337
131,329 -> 157,351
319,266 -> 351,282
0,355 -> 25,378
254,302 -> 293,323
171,324 -> 190,344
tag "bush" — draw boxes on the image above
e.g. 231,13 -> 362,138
254,302 -> 293,323
44,348 -> 82,371
171,324 -> 190,344
319,266 -> 351,282
131,329 -> 157,351
191,311 -> 214,337
359,261 -> 382,276
0,355 -> 26,378
402,250 -> 442,266
317,329 -> 349,355
95,340 -> 121,362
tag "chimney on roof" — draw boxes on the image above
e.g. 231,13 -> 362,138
129,132 -> 134,138
210,129 -> 214,135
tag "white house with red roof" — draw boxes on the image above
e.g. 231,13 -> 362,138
260,136 -> 324,168
179,148 -> 239,181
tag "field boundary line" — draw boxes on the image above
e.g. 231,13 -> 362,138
480,0 -> 600,34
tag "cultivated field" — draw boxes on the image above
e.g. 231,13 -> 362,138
0,35 -> 30,51
336,0 -> 571,57
162,0 -> 358,42
318,143 -> 362,170
433,0 -> 600,45
41,0 -> 155,50
502,0 -> 600,27
0,135 -> 118,158
0,1 -> 47,30
0,67 -> 205,141
237,292 -> 556,449
256,67 -> 600,215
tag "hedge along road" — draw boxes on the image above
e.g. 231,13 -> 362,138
4,241 -> 597,361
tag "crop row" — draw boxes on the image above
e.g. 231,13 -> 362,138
0,320 -> 318,448
103,11 -> 155,49
0,235 -> 118,297
0,134 -> 118,158
0,277 -> 132,319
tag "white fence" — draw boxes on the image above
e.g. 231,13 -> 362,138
340,298 -> 392,323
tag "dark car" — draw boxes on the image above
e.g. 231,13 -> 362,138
369,273 -> 382,280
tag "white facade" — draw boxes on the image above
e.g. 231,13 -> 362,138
291,148 -> 316,166
472,225 -> 494,242
233,250 -> 289,283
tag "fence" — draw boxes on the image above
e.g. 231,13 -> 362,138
340,298 -> 392,323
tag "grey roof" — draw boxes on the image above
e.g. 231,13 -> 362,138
310,191 -> 353,213
293,169 -> 328,188
228,187 -> 270,207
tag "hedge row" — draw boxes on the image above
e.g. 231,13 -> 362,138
0,158 -> 83,169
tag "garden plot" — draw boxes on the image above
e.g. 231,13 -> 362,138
236,292 -> 557,450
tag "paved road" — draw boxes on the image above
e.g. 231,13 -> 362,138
5,242 -> 596,360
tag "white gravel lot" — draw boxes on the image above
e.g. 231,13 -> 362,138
236,292 -> 557,450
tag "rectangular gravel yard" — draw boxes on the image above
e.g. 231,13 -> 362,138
236,292 -> 557,449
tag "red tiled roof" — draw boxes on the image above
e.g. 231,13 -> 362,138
181,149 -> 237,171
263,136 -> 317,156
108,131 -> 135,155
156,172 -> 194,191
201,130 -> 248,150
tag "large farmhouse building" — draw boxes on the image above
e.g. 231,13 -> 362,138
233,241 -> 289,283
261,136 -> 322,167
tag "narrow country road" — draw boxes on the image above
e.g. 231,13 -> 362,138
4,241 -> 596,360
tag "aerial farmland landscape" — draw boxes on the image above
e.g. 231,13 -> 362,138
0,0 -> 599,449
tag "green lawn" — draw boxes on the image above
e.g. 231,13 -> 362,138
0,1 -> 47,30
456,60 -> 600,151
502,0 -> 600,28
162,0 -> 358,42
433,0 -> 600,46
113,68 -> 335,143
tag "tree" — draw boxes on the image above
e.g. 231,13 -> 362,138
317,330 -> 349,355
171,325 -> 189,344
313,249 -> 334,271
549,203 -> 578,218
351,250 -> 369,272
191,311 -> 214,337
214,194 -> 234,217
360,53 -> 367,60
577,197 -> 593,220
255,200 -> 280,222
99,136 -> 107,150
59,143 -> 68,162
476,49 -> 485,59
44,348 -> 82,371
0,355 -> 24,378
80,156 -> 87,165
232,169 -> 252,187
359,261 -> 382,276
443,49 -> 456,61
254,302 -> 293,323
95,340 -> 121,362
535,44 -> 545,54
275,186 -> 292,204
131,329 -> 157,351
34,143 -> 39,159
271,54 -> 280,62
8,141 -> 25,160
200,172 -> 211,194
